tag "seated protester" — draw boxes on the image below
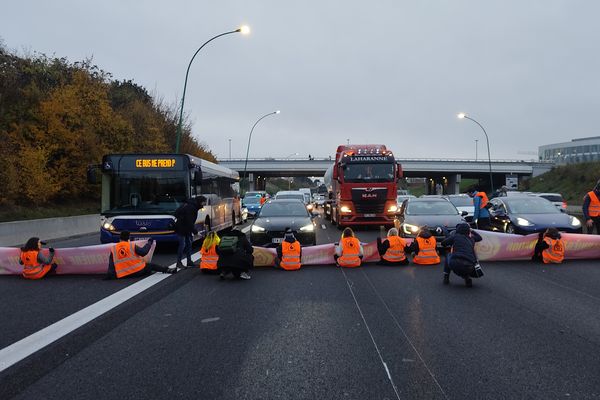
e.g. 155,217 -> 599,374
376,228 -> 409,266
335,227 -> 363,268
105,231 -> 176,279
405,226 -> 441,265
532,227 -> 565,264
275,228 -> 302,271
200,231 -> 220,274
441,223 -> 483,287
19,237 -> 58,280
216,229 -> 254,280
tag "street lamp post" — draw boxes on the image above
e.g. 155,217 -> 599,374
242,110 -> 280,193
175,25 -> 250,153
228,138 -> 232,160
458,113 -> 494,193
475,139 -> 479,161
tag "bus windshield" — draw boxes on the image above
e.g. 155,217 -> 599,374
343,162 -> 394,183
105,171 -> 188,214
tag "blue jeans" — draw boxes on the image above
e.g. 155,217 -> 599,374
177,234 -> 193,263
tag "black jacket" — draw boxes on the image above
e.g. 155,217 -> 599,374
216,230 -> 254,270
441,223 -> 482,265
174,199 -> 200,235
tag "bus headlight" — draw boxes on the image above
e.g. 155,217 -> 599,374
300,223 -> 314,232
102,222 -> 115,231
571,216 -> 581,227
251,225 -> 265,233
402,223 -> 419,235
340,205 -> 352,213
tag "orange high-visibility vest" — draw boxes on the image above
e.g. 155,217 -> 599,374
476,192 -> 489,209
260,197 -> 266,205
280,240 -> 301,270
587,191 -> 600,217
200,245 -> 219,270
383,236 -> 407,263
542,237 -> 565,264
413,236 -> 440,265
20,250 -> 52,280
338,237 -> 362,267
111,241 -> 146,278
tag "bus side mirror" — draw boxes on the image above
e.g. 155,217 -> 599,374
87,166 -> 98,184
193,170 -> 203,186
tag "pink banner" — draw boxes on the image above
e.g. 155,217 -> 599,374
0,241 -> 156,275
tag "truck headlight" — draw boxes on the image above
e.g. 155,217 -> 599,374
516,217 -> 533,227
387,205 -> 398,213
340,206 -> 352,213
251,225 -> 265,233
402,223 -> 419,235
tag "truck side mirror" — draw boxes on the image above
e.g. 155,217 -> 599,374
396,164 -> 403,179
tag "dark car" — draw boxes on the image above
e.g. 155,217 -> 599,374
250,200 -> 317,247
396,198 -> 468,242
488,196 -> 582,234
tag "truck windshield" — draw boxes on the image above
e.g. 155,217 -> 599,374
343,163 -> 394,183
105,171 -> 188,214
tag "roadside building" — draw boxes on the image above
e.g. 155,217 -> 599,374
539,137 -> 600,164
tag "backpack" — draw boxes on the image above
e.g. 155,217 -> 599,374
218,236 -> 238,255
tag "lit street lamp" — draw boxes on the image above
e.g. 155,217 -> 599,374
242,110 -> 280,193
175,25 -> 250,153
458,112 -> 494,193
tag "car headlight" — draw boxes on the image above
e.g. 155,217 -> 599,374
307,204 -> 314,210
300,223 -> 314,232
387,205 -> 398,213
571,216 -> 581,227
402,223 -> 419,235
340,205 -> 352,213
251,225 -> 265,233
103,222 -> 115,231
516,217 -> 533,227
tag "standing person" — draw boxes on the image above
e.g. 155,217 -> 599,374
376,228 -> 409,265
216,229 -> 254,280
335,227 -> 363,267
105,231 -> 176,279
469,188 -> 491,230
582,180 -> 600,234
532,228 -> 565,264
259,193 -> 267,206
274,228 -> 302,270
441,223 -> 482,287
174,196 -> 206,269
200,231 -> 220,274
19,237 -> 57,279
406,226 -> 440,265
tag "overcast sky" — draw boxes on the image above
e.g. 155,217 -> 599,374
2,1 -> 599,161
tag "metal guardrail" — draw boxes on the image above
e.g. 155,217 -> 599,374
220,157 -> 553,164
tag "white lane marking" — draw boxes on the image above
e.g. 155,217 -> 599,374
242,225 -> 251,234
339,268 -> 401,400
361,269 -> 450,400
201,317 -> 220,323
0,263 -> 180,372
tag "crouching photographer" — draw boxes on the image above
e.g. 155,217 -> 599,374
441,223 -> 484,287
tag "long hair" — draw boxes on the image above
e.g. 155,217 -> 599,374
21,237 -> 40,252
341,227 -> 354,240
202,231 -> 220,251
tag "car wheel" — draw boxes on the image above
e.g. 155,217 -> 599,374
505,224 -> 515,234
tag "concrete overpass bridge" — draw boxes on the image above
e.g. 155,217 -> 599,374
220,158 -> 554,194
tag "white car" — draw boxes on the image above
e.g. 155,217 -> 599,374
533,192 -> 567,212
444,194 -> 475,223
275,190 -> 314,212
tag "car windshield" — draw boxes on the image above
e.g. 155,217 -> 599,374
243,196 -> 261,204
259,201 -> 308,217
343,162 -> 395,183
407,201 -> 459,215
540,195 -> 563,202
506,198 -> 560,214
276,194 -> 305,201
447,196 -> 473,207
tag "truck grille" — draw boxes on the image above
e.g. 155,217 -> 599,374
351,188 -> 388,214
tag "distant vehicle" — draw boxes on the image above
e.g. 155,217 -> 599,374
324,144 -> 402,228
313,193 -> 326,206
395,198 -> 468,242
240,207 -> 248,223
533,192 -> 568,212
299,188 -> 312,204
444,194 -> 475,223
397,189 -> 410,196
242,195 -> 263,218
250,200 -> 317,247
396,195 -> 416,206
488,196 -> 582,234
274,190 -> 305,202
89,153 -> 241,243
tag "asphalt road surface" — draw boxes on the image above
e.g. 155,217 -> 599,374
1,213 -> 600,399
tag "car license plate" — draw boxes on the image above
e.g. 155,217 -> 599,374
272,238 -> 283,244
364,214 -> 376,218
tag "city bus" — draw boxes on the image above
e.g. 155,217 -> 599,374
88,154 -> 241,243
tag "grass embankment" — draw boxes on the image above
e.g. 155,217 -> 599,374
0,201 -> 99,223
524,161 -> 600,204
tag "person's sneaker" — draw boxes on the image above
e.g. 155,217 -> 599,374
166,266 -> 178,274
465,278 -> 473,288
443,273 -> 449,285
176,261 -> 185,270
240,272 -> 251,280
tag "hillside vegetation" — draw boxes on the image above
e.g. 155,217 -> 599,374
0,44 -> 217,220
523,161 -> 600,204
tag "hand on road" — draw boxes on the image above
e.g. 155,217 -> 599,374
586,219 -> 594,228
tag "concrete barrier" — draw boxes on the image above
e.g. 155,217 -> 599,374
0,215 -> 99,247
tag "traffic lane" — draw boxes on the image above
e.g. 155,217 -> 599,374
12,268 -> 401,400
361,262 -> 600,399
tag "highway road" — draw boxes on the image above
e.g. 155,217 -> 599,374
1,214 -> 600,399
